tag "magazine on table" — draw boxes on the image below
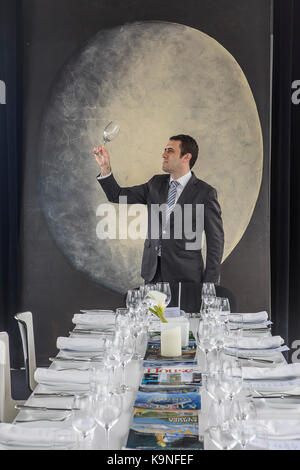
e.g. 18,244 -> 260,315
143,342 -> 197,364
134,388 -> 201,411
126,408 -> 204,450
140,365 -> 202,389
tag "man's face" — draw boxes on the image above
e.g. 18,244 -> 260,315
162,140 -> 185,174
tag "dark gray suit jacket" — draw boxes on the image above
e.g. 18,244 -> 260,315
98,172 -> 224,285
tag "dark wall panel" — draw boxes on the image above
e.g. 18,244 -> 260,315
20,0 -> 272,364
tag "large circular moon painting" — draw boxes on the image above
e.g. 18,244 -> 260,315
38,21 -> 263,294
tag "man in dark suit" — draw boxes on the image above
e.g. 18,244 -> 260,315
93,135 -> 224,312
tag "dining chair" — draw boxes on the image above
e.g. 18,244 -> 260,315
14,312 -> 37,392
0,332 -> 25,422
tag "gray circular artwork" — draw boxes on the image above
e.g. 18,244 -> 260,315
38,21 -> 263,294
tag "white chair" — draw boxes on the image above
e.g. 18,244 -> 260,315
0,332 -> 25,422
14,312 -> 37,392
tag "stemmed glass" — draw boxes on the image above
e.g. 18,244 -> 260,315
202,282 -> 216,297
230,398 -> 258,449
206,400 -> 237,450
219,361 -> 243,402
89,363 -> 111,395
115,335 -> 134,392
155,282 -> 171,307
115,308 -> 131,343
129,313 -> 144,360
103,121 -> 120,144
126,289 -> 142,313
72,394 -> 97,450
103,337 -> 121,387
93,392 -> 122,450
196,318 -> 217,372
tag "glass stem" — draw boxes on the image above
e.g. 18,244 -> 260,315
122,362 -> 126,387
105,425 -> 110,450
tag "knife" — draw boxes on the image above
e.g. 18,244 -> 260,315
49,356 -> 103,362
225,353 -> 275,364
33,392 -> 77,398
252,394 -> 300,399
15,405 -> 77,411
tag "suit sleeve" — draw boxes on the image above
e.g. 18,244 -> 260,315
203,188 -> 224,284
97,173 -> 153,205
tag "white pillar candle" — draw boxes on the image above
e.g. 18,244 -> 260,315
160,324 -> 182,357
167,317 -> 190,347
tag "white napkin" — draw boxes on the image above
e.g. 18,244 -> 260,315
229,311 -> 268,323
34,368 -> 90,385
255,419 -> 300,440
225,335 -> 284,350
57,336 -> 105,352
0,424 -> 76,448
72,313 -> 115,327
242,364 -> 300,380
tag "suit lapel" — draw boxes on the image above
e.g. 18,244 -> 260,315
175,172 -> 198,207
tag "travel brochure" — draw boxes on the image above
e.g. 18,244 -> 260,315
126,331 -> 204,450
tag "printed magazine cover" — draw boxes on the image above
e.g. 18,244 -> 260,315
144,342 -> 197,364
134,388 -> 201,411
126,408 -> 204,450
140,366 -> 202,389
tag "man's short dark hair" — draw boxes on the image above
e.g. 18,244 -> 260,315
169,134 -> 199,169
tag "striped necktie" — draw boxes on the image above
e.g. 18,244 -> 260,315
166,180 -> 179,220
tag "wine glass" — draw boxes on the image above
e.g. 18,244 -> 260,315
218,297 -> 231,315
126,289 -> 142,313
230,398 -> 258,449
103,121 -> 120,144
89,363 -> 111,395
115,308 -> 131,342
202,282 -> 216,297
129,313 -> 144,360
72,394 -> 97,450
103,337 -> 121,385
93,391 -> 122,449
196,318 -> 217,372
219,361 -> 243,401
155,282 -> 171,307
206,400 -> 237,450
115,335 -> 134,392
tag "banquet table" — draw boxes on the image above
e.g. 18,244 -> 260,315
11,314 -> 291,451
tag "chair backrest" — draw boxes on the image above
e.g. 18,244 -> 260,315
14,312 -> 37,391
0,332 -> 20,422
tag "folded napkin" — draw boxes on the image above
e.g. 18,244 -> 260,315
0,424 -> 77,448
34,367 -> 90,385
255,419 -> 300,440
229,311 -> 268,323
72,313 -> 115,327
225,335 -> 284,350
242,363 -> 300,381
57,336 -> 105,352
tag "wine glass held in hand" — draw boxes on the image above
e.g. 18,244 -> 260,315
103,121 -> 120,144
93,122 -> 119,175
